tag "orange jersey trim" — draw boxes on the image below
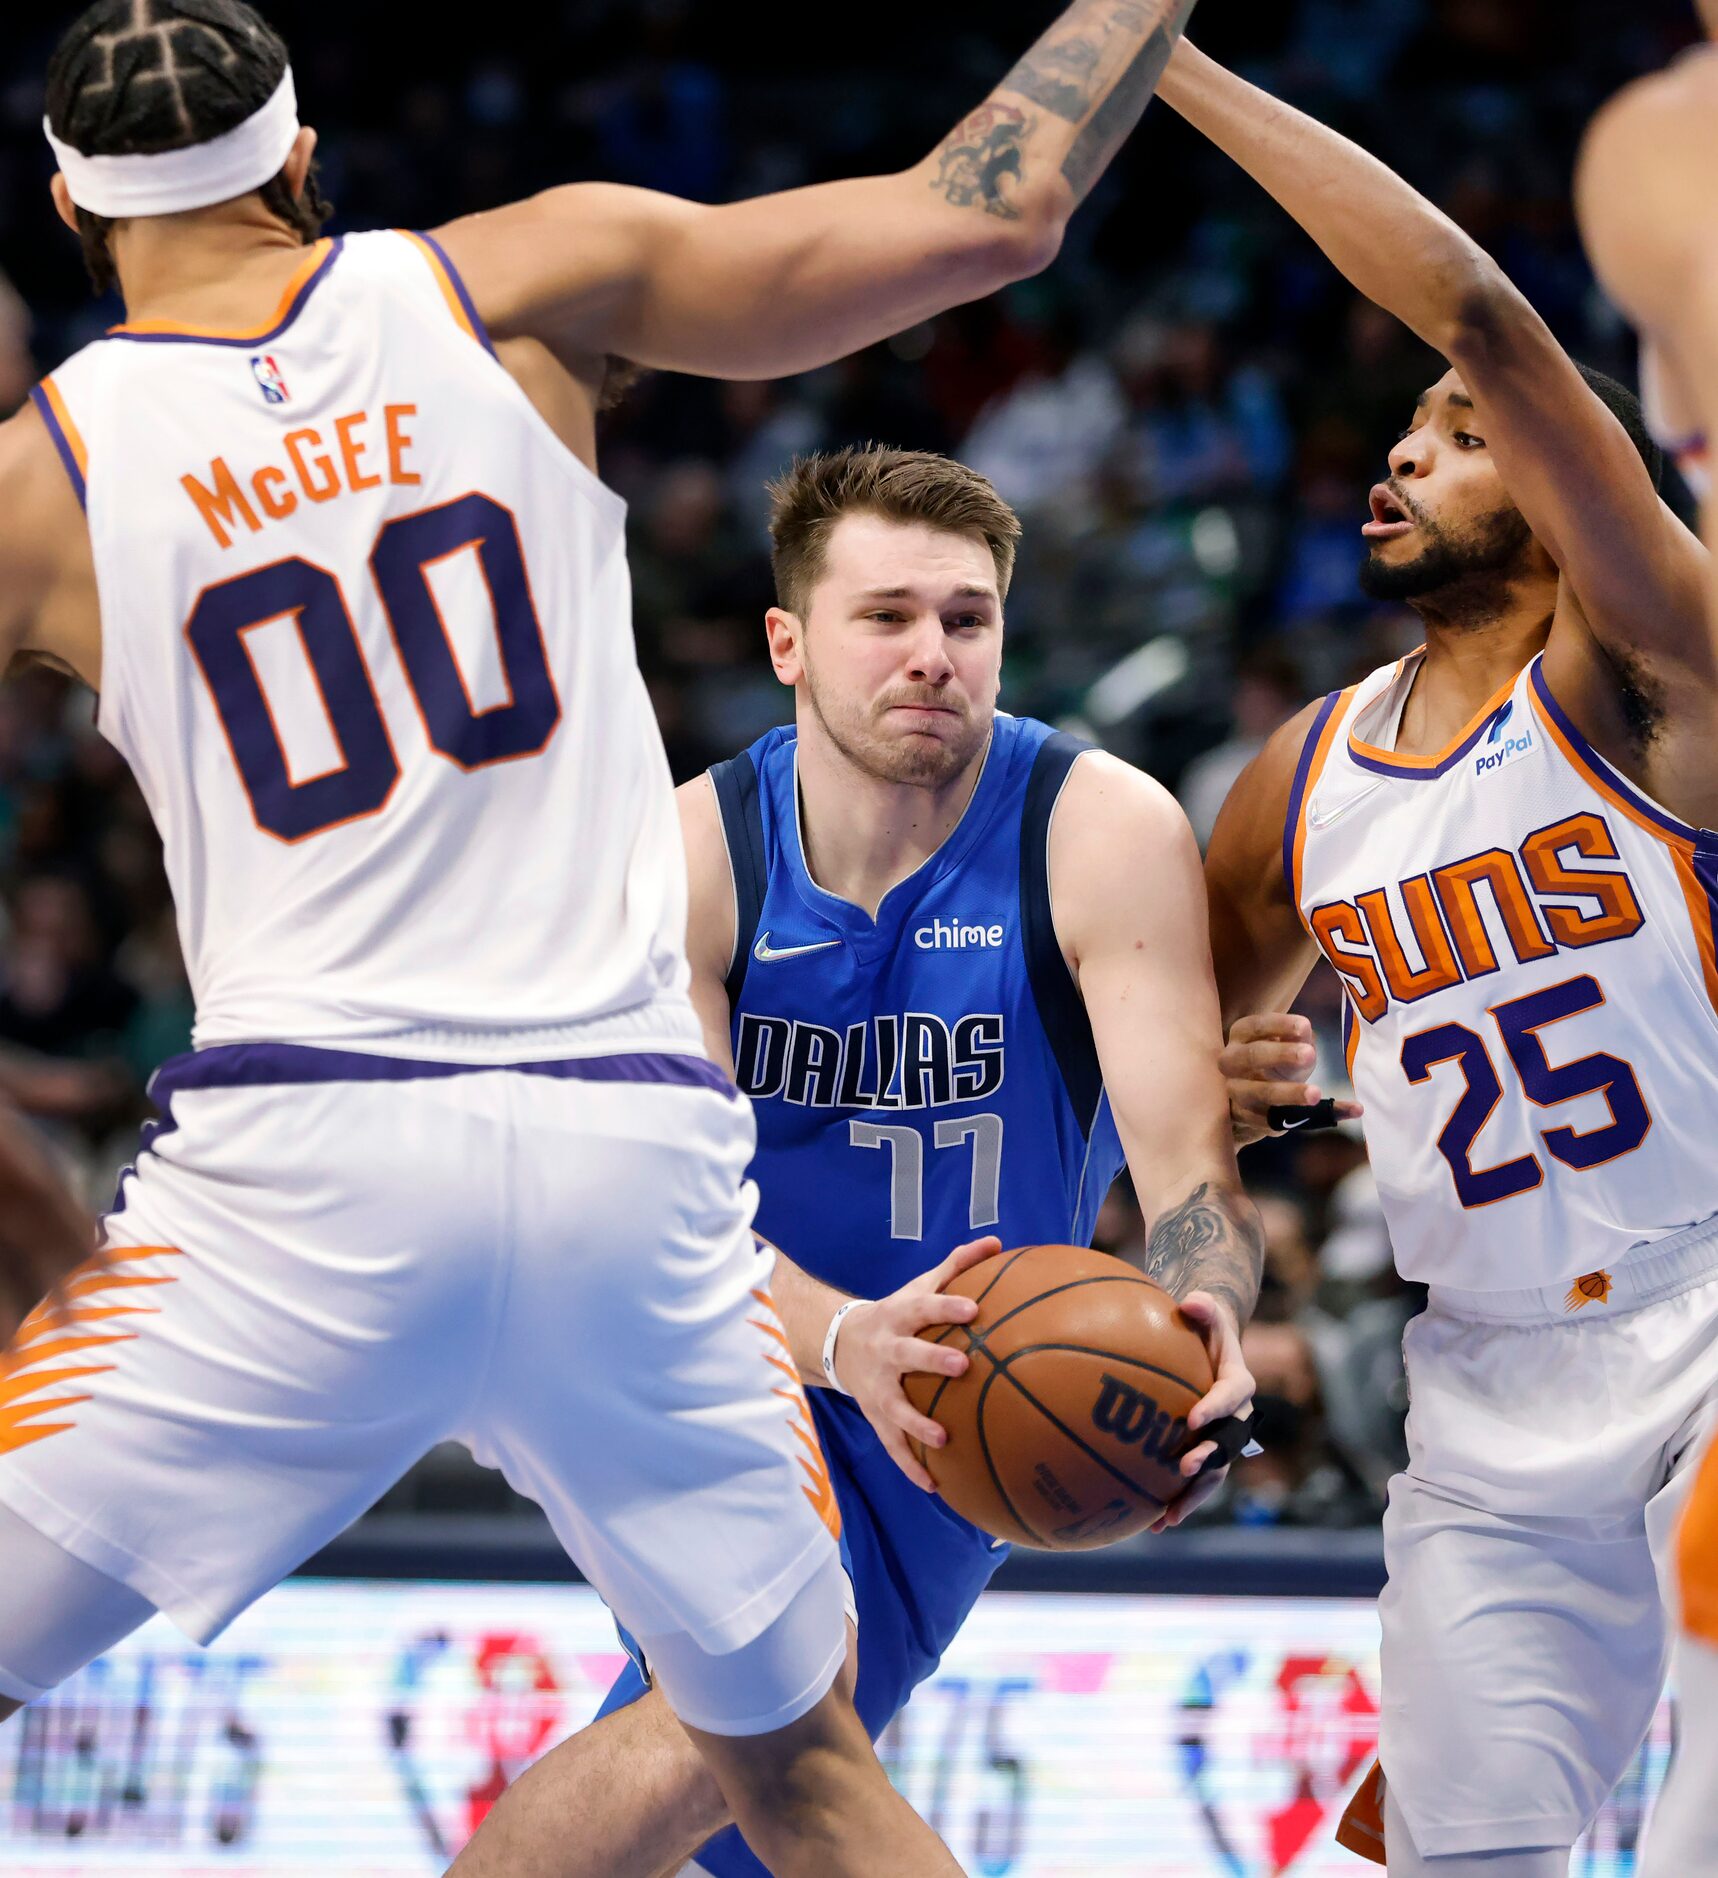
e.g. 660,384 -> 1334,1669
399,231 -> 494,353
1286,687 -> 1353,924
37,377 -> 88,477
111,239 -> 336,340
1528,660 -> 1718,1012
1346,659 -> 1519,774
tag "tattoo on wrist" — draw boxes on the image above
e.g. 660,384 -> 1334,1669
930,103 -> 1036,220
1143,1181 -> 1262,1327
1000,0 -> 1198,203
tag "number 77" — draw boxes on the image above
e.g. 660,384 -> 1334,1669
849,1113 -> 1003,1240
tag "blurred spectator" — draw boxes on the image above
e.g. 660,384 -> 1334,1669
961,303 -> 1125,521
1177,647 -> 1304,849
1214,1321 -> 1377,1526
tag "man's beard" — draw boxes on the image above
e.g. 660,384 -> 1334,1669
804,667 -> 987,787
1358,500 -> 1534,618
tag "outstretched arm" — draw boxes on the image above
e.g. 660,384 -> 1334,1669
1050,753 -> 1261,1515
1578,50 -> 1718,516
1156,40 -> 1710,679
435,0 -> 1197,380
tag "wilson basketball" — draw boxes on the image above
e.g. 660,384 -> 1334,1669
903,1244 -> 1214,1549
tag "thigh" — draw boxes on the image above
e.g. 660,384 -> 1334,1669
0,1503 -> 155,1705
1381,1470 -> 1666,1860
0,1077 -> 477,1643
479,1077 -> 842,1659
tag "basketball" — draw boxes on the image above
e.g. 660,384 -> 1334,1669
903,1244 -> 1215,1550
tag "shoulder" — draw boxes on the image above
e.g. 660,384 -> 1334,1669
1215,697 -> 1334,844
0,398 -> 84,606
1053,747 -> 1190,854
1047,751 -> 1202,959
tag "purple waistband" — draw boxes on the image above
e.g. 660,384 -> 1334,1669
148,1041 -> 735,1103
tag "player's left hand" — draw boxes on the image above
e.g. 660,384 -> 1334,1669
838,1235 -> 1002,1492
1150,1290 -> 1255,1532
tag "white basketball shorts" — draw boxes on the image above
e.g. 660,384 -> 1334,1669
1379,1212 -> 1718,1858
0,1038 -> 841,1669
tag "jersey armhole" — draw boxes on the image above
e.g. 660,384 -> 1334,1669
1020,731 -> 1104,1136
28,379 -> 88,511
1280,690 -> 1344,908
710,752 -> 767,1009
398,230 -> 499,359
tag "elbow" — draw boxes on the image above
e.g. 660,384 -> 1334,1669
1433,257 -> 1529,366
1000,194 -> 1069,281
950,192 -> 1069,294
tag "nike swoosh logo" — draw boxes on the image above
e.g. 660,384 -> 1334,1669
1307,779 -> 1386,830
1278,1116 -> 1311,1131
753,932 -> 842,964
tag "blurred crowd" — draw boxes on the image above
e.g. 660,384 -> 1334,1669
0,0 -> 1700,1530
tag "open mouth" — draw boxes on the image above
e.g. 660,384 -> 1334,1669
1363,484 -> 1416,541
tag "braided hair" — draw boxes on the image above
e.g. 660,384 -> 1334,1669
45,0 -> 332,295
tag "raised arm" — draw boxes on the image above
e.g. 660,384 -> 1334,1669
1050,753 -> 1261,1513
1156,40 -> 1710,677
434,0 -> 1197,380
1577,49 -> 1718,510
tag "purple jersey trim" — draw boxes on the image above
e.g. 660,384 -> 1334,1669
106,238 -> 344,348
412,229 -> 499,359
1345,706 -> 1505,781
1280,690 -> 1341,899
147,1040 -> 735,1102
28,385 -> 87,510
1528,657 -> 1700,845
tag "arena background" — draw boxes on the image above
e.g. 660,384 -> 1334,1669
0,2 -> 1701,1869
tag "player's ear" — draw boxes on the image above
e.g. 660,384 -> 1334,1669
49,173 -> 78,235
764,608 -> 804,686
283,126 -> 318,201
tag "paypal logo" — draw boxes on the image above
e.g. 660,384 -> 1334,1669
1475,703 -> 1533,775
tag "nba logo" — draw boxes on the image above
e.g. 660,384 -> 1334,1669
251,354 -> 290,405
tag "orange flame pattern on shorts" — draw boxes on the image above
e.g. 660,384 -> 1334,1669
749,1286 -> 841,1541
0,1246 -> 183,1457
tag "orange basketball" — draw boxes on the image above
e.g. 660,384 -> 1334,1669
902,1244 -> 1214,1549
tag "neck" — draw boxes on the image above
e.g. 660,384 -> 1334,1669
113,208 -> 309,325
794,715 -> 992,919
1399,584 -> 1555,751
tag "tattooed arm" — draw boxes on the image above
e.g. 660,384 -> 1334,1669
1049,752 -> 1261,1515
436,0 -> 1198,380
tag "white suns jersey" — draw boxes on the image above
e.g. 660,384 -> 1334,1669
32,231 -> 689,1048
1290,650 -> 1718,1292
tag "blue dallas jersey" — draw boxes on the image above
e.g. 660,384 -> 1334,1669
599,713 -> 1130,1878
716,712 -> 1124,1295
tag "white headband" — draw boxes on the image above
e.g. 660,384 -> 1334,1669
44,68 -> 300,219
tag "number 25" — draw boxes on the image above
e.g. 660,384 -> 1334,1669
1400,974 -> 1649,1209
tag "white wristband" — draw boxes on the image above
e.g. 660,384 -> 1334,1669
821,1300 -> 864,1395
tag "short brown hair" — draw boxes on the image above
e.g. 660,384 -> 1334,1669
767,446 -> 1022,619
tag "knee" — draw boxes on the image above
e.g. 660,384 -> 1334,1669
663,1741 -> 732,1846
718,1694 -> 876,1845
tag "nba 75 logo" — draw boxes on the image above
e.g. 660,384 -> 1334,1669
250,353 -> 290,404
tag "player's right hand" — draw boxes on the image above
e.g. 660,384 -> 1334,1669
0,1108 -> 97,1351
837,1236 -> 1001,1492
1221,1012 -> 1362,1147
